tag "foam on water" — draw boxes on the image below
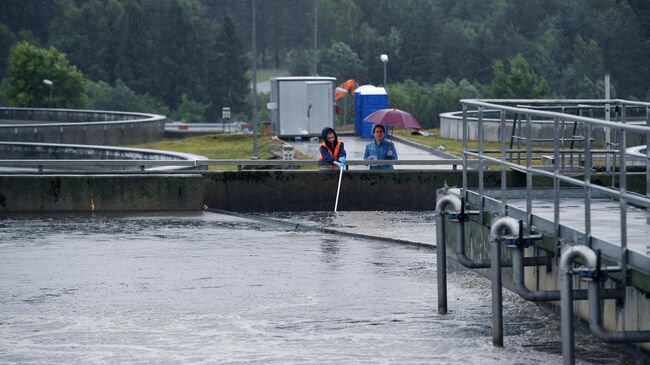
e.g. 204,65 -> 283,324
0,211 -> 646,364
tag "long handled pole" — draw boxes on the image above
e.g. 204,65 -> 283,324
334,167 -> 343,212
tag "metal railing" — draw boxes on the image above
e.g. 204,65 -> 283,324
0,158 -> 476,172
458,98 -> 650,357
460,99 -> 650,270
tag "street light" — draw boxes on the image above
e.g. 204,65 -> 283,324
380,54 -> 388,88
251,0 -> 259,159
42,79 -> 53,99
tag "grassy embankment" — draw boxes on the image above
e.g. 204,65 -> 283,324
131,129 -> 495,162
394,129 -> 557,166
130,133 -> 312,170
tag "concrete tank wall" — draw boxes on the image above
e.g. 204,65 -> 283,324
0,142 -> 205,161
2,170 -> 648,213
0,170 -> 524,212
0,174 -> 203,211
439,111 -> 648,147
0,108 -> 166,145
202,170 -> 524,212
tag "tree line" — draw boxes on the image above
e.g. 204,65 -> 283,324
1,0 -> 649,128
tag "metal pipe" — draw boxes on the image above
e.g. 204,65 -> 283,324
512,245 -> 620,301
462,104 -> 468,198
560,245 -> 598,365
490,216 -> 519,347
435,194 -> 462,315
588,282 -> 650,343
454,222 -> 552,268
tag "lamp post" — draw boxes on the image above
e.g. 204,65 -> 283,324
43,79 -> 53,101
380,54 -> 388,88
251,0 -> 259,159
312,0 -> 319,76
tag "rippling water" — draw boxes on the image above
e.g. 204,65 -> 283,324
0,211 -> 646,364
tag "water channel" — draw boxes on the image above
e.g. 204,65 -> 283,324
0,211 -> 647,364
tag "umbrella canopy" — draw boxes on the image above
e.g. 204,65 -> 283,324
363,108 -> 422,130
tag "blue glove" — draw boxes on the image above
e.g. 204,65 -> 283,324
339,157 -> 346,166
335,161 -> 344,169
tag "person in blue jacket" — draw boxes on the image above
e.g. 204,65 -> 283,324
364,124 -> 398,170
319,127 -> 346,170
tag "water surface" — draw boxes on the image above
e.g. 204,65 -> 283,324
0,211 -> 645,364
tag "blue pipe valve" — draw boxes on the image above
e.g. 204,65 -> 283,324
503,235 -> 520,248
578,269 -> 598,282
503,232 -> 543,248
447,210 -> 479,223
447,211 -> 466,222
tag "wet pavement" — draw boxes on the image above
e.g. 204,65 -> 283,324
0,211 -> 647,364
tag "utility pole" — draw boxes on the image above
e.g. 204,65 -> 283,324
312,0 -> 318,76
605,73 -> 610,172
251,0 -> 259,159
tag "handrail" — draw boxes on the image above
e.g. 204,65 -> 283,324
461,99 -> 650,132
460,99 -> 650,356
0,158 -> 476,168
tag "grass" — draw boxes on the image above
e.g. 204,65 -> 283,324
130,133 -> 313,170
394,128 -> 560,167
392,129 -> 503,157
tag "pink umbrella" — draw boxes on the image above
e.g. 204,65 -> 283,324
363,108 -> 422,130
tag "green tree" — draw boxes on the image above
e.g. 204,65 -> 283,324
1,41 -> 86,108
0,0 -> 56,43
171,94 -> 207,122
50,0 -> 125,83
319,42 -> 365,81
560,35 -> 606,98
389,78 -> 481,129
286,49 -> 312,76
85,79 -> 168,114
485,54 -> 550,99
205,14 -> 249,120
0,23 -> 16,80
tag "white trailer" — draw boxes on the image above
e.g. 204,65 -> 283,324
268,76 -> 336,137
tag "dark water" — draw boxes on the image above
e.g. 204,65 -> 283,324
0,211 -> 646,364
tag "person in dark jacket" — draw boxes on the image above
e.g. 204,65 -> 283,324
319,127 -> 347,169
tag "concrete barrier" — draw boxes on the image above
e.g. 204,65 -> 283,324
0,107 -> 166,145
0,174 -> 203,211
202,170 -> 523,212
0,170 -> 522,212
2,170 -> 648,212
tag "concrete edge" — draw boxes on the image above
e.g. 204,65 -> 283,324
206,208 -> 436,249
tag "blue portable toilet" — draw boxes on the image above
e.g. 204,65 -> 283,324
354,85 -> 388,139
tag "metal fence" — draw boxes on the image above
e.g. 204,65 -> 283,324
460,98 -> 650,283
0,158 -> 471,172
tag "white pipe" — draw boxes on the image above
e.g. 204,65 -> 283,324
490,216 -> 519,347
560,245 -> 597,365
334,167 -> 343,212
435,194 -> 462,314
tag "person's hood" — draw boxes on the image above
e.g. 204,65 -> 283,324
321,127 -> 337,141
